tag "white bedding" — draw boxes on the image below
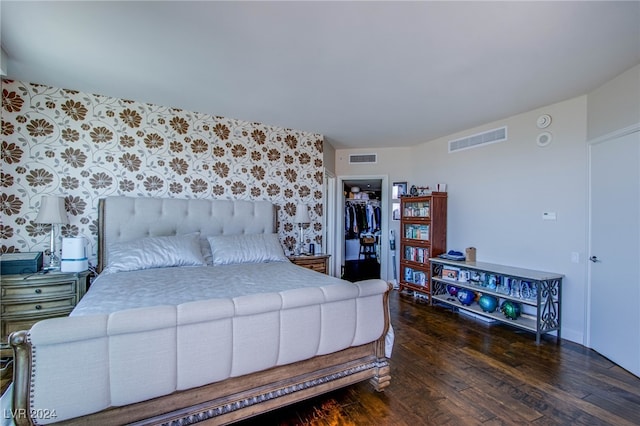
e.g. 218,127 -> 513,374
73,261 -> 349,316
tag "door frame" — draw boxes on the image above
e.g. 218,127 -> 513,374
585,122 -> 640,348
335,175 -> 389,281
323,169 -> 337,276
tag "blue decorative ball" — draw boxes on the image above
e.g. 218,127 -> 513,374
478,294 -> 499,313
457,289 -> 475,306
446,285 -> 458,296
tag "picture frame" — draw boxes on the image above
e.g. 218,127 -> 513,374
392,181 -> 407,199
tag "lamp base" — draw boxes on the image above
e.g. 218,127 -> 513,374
44,248 -> 61,271
44,225 -> 61,272
43,265 -> 61,272
43,257 -> 61,271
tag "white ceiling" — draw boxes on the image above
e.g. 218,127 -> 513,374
2,1 -> 639,149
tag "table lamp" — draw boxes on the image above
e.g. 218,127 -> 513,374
294,203 -> 311,255
35,195 -> 69,271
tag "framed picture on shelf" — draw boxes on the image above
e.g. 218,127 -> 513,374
392,181 -> 407,199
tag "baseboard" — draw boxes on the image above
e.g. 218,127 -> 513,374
458,309 -> 498,324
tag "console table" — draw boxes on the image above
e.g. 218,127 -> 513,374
429,258 -> 562,344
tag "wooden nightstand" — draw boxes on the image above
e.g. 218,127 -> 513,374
0,270 -> 90,357
288,254 -> 331,275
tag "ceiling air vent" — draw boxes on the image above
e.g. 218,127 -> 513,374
448,126 -> 507,153
349,153 -> 377,164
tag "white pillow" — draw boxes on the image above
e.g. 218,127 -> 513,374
207,234 -> 287,265
104,234 -> 206,273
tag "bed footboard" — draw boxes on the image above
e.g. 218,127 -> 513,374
8,333 -> 391,426
95,342 -> 388,426
8,283 -> 392,425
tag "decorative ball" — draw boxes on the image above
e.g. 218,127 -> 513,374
457,289 -> 475,306
501,300 -> 521,320
478,294 -> 499,313
446,285 -> 458,296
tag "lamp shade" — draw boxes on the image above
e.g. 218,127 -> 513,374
35,196 -> 69,224
294,203 -> 311,224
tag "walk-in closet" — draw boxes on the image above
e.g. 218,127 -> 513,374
342,182 -> 382,282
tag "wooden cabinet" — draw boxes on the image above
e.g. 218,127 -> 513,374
1,270 -> 89,357
429,258 -> 562,344
288,254 -> 330,275
398,193 -> 447,300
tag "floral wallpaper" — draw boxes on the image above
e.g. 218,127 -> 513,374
1,79 -> 324,265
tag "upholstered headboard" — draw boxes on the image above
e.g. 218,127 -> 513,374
97,197 -> 277,272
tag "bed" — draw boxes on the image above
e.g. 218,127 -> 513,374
4,196 -> 392,425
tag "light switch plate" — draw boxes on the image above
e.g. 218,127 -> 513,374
542,212 -> 557,220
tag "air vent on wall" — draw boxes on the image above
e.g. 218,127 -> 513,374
349,153 -> 377,164
448,126 -> 508,153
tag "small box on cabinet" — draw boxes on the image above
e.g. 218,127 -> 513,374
0,252 -> 43,275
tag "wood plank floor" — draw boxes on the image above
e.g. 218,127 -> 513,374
237,289 -> 640,425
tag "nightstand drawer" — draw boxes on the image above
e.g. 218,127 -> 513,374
288,254 -> 330,275
1,280 -> 76,299
302,263 -> 327,273
2,296 -> 77,316
2,318 -> 40,343
1,312 -> 72,344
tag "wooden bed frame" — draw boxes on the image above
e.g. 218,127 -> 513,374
8,197 -> 392,425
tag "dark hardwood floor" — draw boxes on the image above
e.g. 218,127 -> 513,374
342,258 -> 381,282
238,289 -> 640,425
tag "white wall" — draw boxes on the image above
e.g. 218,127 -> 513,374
587,63 -> 640,140
323,138 -> 336,174
0,46 -> 7,76
413,96 -> 589,344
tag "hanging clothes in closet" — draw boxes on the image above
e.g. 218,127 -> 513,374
345,200 -> 380,239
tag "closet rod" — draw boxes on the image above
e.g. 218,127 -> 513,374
345,199 -> 380,204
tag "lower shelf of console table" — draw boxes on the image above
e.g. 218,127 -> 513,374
429,258 -> 563,344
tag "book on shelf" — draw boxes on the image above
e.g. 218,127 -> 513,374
404,224 -> 430,240
404,246 -> 429,263
418,224 -> 429,240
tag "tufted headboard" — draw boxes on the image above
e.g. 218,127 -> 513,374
97,196 -> 277,272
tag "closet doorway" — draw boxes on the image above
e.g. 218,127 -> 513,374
339,177 -> 388,282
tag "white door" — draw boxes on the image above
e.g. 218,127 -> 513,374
589,129 -> 640,377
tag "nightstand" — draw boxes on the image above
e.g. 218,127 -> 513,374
288,254 -> 331,275
0,270 -> 89,357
